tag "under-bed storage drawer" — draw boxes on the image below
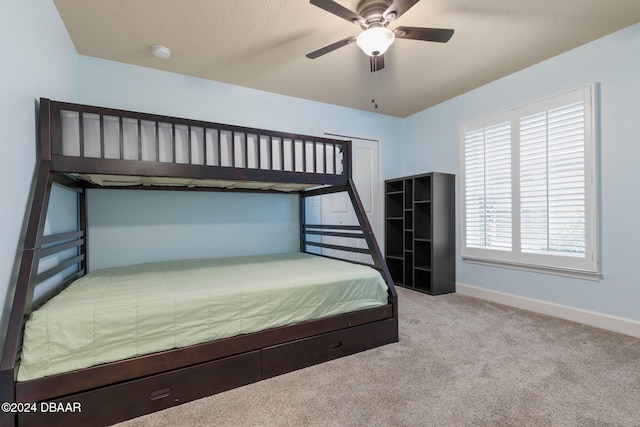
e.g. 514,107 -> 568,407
19,350 -> 260,427
261,318 -> 397,379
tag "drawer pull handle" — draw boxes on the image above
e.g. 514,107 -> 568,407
150,387 -> 171,400
329,341 -> 343,350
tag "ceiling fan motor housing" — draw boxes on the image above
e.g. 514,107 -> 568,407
357,0 -> 394,28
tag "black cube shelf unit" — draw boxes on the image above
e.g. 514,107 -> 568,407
385,172 -> 455,295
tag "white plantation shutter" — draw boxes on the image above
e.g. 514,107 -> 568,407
519,111 -> 549,253
461,84 -> 598,277
464,128 -> 486,248
464,122 -> 512,251
485,123 -> 512,251
520,102 -> 586,257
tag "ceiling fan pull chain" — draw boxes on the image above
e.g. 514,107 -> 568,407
370,69 -> 379,109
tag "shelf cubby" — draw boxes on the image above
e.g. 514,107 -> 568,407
414,175 -> 431,202
404,231 -> 413,251
414,269 -> 432,293
386,192 -> 403,218
414,202 -> 431,240
386,218 -> 403,257
415,241 -> 431,271
386,180 -> 404,194
404,251 -> 414,288
404,180 -> 413,209
404,210 -> 413,230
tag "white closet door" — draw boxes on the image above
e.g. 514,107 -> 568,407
320,135 -> 381,264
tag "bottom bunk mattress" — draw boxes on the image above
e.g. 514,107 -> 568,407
17,252 -> 389,381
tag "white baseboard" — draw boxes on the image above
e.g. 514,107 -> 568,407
456,283 -> 640,339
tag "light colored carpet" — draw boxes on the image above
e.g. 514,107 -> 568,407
115,287 -> 640,426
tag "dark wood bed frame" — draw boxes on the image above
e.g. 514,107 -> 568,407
0,99 -> 398,426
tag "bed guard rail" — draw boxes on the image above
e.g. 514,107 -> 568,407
42,99 -> 351,187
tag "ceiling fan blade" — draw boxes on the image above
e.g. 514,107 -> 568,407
384,0 -> 420,20
306,36 -> 357,59
370,55 -> 385,72
394,26 -> 454,43
310,0 -> 363,24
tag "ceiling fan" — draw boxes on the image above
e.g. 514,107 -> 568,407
306,0 -> 454,72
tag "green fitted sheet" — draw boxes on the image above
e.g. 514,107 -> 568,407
18,252 -> 388,381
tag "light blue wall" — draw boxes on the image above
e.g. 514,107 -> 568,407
86,190 -> 299,270
0,1 -> 78,331
396,23 -> 640,321
77,57 -> 403,269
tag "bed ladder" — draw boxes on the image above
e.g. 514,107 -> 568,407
300,179 -> 398,319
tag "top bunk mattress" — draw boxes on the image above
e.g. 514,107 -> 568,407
18,252 -> 388,381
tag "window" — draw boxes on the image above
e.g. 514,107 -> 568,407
460,84 -> 599,278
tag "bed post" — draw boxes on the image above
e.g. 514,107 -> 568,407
79,187 -> 88,273
299,192 -> 306,253
0,99 -> 55,427
345,179 -> 399,322
342,141 -> 352,180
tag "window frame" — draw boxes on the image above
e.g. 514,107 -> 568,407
459,84 -> 600,279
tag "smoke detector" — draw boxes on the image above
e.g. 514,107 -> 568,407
151,45 -> 171,59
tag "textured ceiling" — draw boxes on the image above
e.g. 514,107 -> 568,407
53,0 -> 640,117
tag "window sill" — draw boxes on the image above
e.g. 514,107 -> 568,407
462,256 -> 601,281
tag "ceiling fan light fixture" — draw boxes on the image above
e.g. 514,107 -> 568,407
356,27 -> 395,56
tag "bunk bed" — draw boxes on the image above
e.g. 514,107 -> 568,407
0,99 -> 398,426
